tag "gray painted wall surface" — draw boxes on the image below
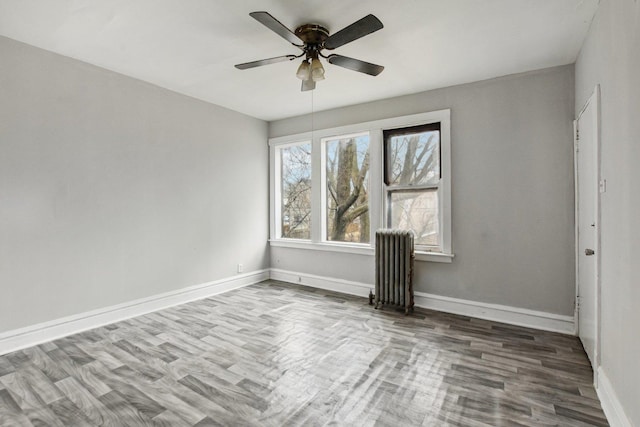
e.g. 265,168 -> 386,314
575,0 -> 640,424
0,36 -> 269,333
270,65 -> 576,316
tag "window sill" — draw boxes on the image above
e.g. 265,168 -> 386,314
415,251 -> 454,263
269,239 -> 374,255
269,239 -> 454,262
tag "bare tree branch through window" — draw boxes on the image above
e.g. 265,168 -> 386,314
325,135 -> 370,243
280,143 -> 312,239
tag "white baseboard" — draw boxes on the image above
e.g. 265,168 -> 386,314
270,268 -> 575,335
412,291 -> 575,335
596,367 -> 633,427
270,269 -> 372,297
0,269 -> 269,356
2,268 -> 576,356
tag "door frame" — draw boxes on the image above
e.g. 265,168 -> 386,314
573,84 -> 601,384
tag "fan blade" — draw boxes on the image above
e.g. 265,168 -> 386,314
301,79 -> 316,91
235,55 -> 296,70
250,11 -> 302,45
324,14 -> 383,50
327,54 -> 384,76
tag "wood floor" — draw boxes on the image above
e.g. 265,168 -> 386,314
0,280 -> 608,426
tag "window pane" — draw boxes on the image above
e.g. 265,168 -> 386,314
325,135 -> 370,243
389,190 -> 439,247
386,129 -> 440,186
280,143 -> 311,239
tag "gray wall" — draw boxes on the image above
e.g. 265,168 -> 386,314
270,65 -> 576,316
575,0 -> 640,424
0,36 -> 269,333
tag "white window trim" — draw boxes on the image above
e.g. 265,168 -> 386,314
269,110 -> 453,263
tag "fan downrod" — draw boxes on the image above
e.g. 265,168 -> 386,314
294,24 -> 330,45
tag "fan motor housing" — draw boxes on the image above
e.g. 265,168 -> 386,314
294,24 -> 330,45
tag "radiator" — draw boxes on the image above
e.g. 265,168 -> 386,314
374,229 -> 415,314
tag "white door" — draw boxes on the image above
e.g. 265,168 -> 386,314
575,87 -> 599,367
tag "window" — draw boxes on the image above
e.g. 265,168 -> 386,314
324,133 -> 370,243
276,142 -> 312,239
269,110 -> 452,262
384,123 -> 441,251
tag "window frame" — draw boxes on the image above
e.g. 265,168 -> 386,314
269,109 -> 453,262
383,122 -> 444,253
321,131 -> 372,246
271,137 -> 313,242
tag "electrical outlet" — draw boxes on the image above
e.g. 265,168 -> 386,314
599,179 -> 607,193
237,264 -> 243,273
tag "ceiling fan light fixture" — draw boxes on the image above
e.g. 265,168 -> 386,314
296,60 -> 310,80
310,57 -> 325,81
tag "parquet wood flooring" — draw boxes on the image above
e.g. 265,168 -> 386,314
0,280 -> 608,426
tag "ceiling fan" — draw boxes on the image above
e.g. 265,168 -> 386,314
235,11 -> 385,91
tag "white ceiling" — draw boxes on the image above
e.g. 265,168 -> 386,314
0,1 -> 598,121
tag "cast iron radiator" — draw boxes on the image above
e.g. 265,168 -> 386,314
374,229 -> 415,314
